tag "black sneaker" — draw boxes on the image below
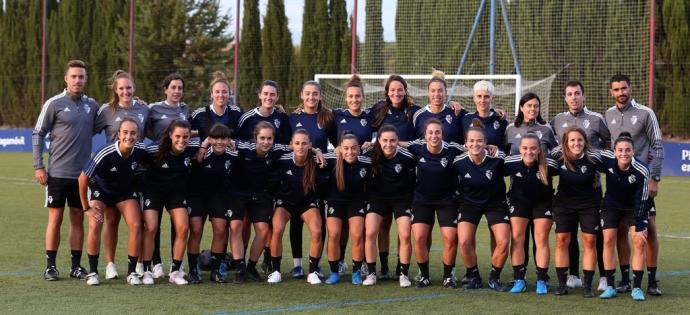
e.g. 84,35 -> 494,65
43,266 -> 59,281
234,271 -> 247,284
188,271 -> 202,284
460,276 -> 470,286
462,277 -> 482,289
615,281 -> 631,293
260,261 -> 270,274
210,270 -> 226,283
246,266 -> 263,282
442,277 -> 457,289
70,266 -> 87,280
488,278 -> 508,292
554,285 -> 568,296
583,287 -> 594,298
647,280 -> 662,296
415,277 -> 431,288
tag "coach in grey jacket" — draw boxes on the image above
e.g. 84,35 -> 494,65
33,60 -> 99,281
551,80 -> 611,149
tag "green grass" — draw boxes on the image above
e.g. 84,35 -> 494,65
1,152 -> 689,314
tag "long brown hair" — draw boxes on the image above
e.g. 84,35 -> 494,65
292,129 -> 317,195
300,81 -> 334,132
373,75 -> 415,129
560,127 -> 594,171
520,133 -> 549,186
109,70 -> 135,113
156,119 -> 191,164
335,131 -> 360,192
371,124 -> 398,176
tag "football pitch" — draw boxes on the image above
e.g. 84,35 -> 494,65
1,152 -> 689,314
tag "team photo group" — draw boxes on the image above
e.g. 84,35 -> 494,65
33,59 -> 663,302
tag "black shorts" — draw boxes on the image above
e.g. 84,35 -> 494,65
368,198 -> 413,219
600,207 -> 634,230
553,204 -> 600,234
45,176 -> 82,209
508,199 -> 553,220
188,192 -> 235,220
142,188 -> 188,212
325,200 -> 367,219
411,202 -> 459,228
228,196 -> 271,222
88,183 -> 137,208
459,202 -> 510,226
275,198 -> 320,219
648,198 -> 656,217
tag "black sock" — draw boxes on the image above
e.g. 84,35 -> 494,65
401,263 -> 410,276
289,218 -> 303,259
329,260 -> 339,273
490,265 -> 503,280
46,250 -> 57,268
466,265 -> 479,278
418,261 -> 429,279
233,259 -> 246,272
633,270 -> 644,288
171,259 -> 182,272
647,266 -> 657,284
88,254 -> 99,274
583,269 -> 595,289
556,267 -> 569,286
211,252 -> 224,272
620,264 -> 630,283
153,225 -> 162,265
339,244 -> 347,262
309,256 -> 320,273
143,260 -> 152,272
248,259 -> 257,270
395,259 -> 402,276
367,262 -> 377,275
70,250 -> 82,269
262,247 -> 271,264
443,263 -> 454,279
605,269 -> 615,287
513,264 -> 526,280
379,251 -> 389,274
271,256 -> 282,272
127,255 -> 137,274
536,267 -> 549,281
187,253 -> 199,273
353,260 -> 363,274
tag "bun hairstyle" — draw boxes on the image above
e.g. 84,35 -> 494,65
335,131 -> 360,192
614,131 -> 634,149
428,69 -> 447,89
210,71 -> 230,93
465,118 -> 486,140
519,133 -> 549,186
346,74 -> 364,93
109,70 -> 135,112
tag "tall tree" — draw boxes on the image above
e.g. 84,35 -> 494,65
89,1 -> 128,105
658,0 -> 690,135
239,0 -> 262,108
299,0 -> 329,84
262,0 -> 294,105
361,0 -> 383,73
327,0 -> 348,73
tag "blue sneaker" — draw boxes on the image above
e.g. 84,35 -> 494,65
631,287 -> 645,301
325,273 -> 340,285
600,286 -> 617,299
536,280 -> 548,295
351,271 -> 363,285
510,279 -> 526,293
291,266 -> 305,279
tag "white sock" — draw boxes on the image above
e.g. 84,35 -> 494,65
293,258 -> 302,268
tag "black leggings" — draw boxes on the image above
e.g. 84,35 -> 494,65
152,210 -> 176,265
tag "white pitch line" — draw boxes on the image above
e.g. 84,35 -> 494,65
658,233 -> 690,240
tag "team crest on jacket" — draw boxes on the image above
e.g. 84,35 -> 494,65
225,160 -> 231,170
360,118 -> 367,127
184,157 -> 191,167
138,113 -> 145,123
440,157 -> 448,167
630,115 -> 638,125
628,174 -> 637,184
583,119 -> 590,129
225,209 -> 233,219
493,120 -> 500,130
536,130 -> 543,139
131,162 -> 138,170
445,114 -> 452,124
394,163 -> 402,173
83,104 -> 91,114
580,165 -> 588,174
608,168 -> 614,174
360,168 -> 367,178
179,113 -> 186,120
93,190 -> 100,197
115,116 -> 122,122
328,206 -> 335,215
274,119 -> 281,128
485,170 -> 493,180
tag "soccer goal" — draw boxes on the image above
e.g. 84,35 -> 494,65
314,74 -> 558,120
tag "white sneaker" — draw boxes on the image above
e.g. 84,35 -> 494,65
338,261 -> 348,275
307,272 -> 322,284
363,273 -> 377,286
142,271 -> 154,285
105,262 -> 119,280
597,276 -> 608,291
267,271 -> 282,284
135,262 -> 144,276
152,263 -> 165,278
566,275 -> 583,289
399,274 -> 412,288
86,272 -> 100,286
127,272 -> 142,285
168,270 -> 188,285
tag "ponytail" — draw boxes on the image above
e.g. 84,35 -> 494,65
293,129 -> 317,195
109,70 -> 134,113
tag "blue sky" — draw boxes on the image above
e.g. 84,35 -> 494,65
219,0 -> 397,45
